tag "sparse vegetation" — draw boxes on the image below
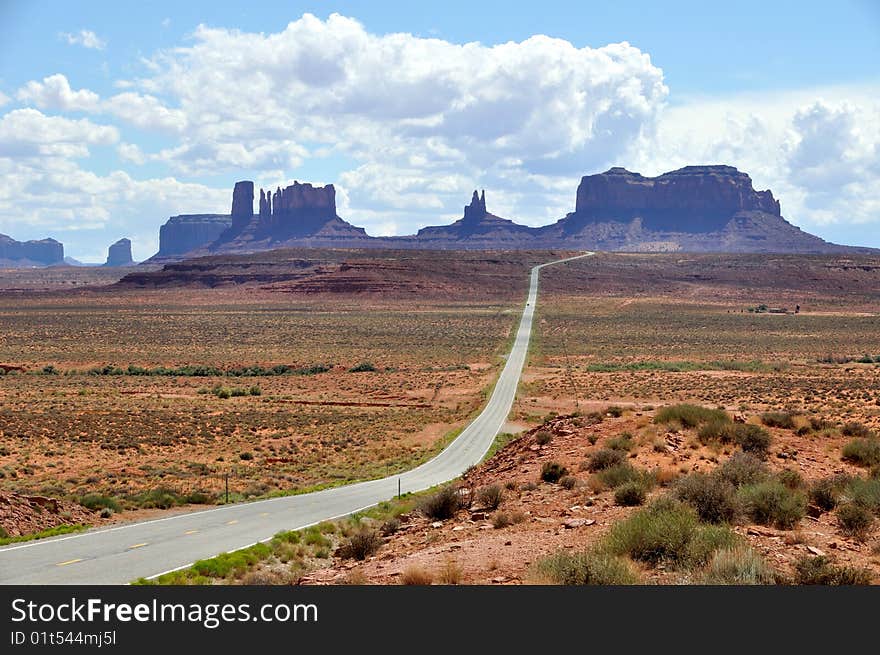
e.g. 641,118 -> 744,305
540,461 -> 569,483
586,448 -> 625,472
654,404 -> 729,429
337,529 -> 383,560
614,480 -> 648,506
531,549 -> 639,585
836,503 -> 874,540
842,438 -> 880,467
738,480 -> 806,529
760,411 -> 796,429
673,473 -> 738,524
699,547 -> 778,585
400,565 -> 433,585
604,498 -> 740,569
476,484 -> 504,510
794,556 -> 872,585
419,486 -> 461,520
716,452 -> 768,488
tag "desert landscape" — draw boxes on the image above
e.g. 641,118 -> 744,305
2,250 -> 878,586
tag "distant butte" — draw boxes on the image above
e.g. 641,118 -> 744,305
149,165 -> 873,262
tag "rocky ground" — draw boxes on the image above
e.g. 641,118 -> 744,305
0,492 -> 96,537
294,406 -> 879,585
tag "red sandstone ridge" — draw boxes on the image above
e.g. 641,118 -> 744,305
149,166 -> 874,261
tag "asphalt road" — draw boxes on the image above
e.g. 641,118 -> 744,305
0,252 -> 593,584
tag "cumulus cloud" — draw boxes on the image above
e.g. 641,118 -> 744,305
117,142 -> 145,165
136,14 -> 667,183
8,14 -> 879,250
0,91 -> 9,107
17,74 -> 101,112
0,108 -> 118,159
626,87 -> 880,236
61,29 -> 106,50
16,75 -> 186,132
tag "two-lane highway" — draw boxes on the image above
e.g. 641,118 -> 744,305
0,253 -> 593,584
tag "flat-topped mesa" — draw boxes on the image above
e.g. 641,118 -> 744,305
0,234 -> 64,266
573,165 -> 781,232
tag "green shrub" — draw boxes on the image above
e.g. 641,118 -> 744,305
698,420 -> 738,444
738,481 -> 806,529
595,463 -> 642,489
586,448 -> 625,472
419,486 -> 461,520
654,404 -> 729,428
608,432 -> 635,451
534,431 -> 552,445
734,425 -> 772,459
337,529 -> 382,560
836,503 -> 874,540
760,411 -> 796,429
215,386 -> 231,399
685,524 -> 742,568
476,484 -> 504,510
79,493 -> 121,512
606,406 -> 624,418
348,361 -> 376,373
700,547 -> 778,585
809,478 -> 840,512
540,462 -> 569,483
673,473 -> 738,524
249,385 -> 261,396
842,422 -> 875,438
559,475 -> 578,490
778,468 -> 804,490
604,498 -> 738,569
842,438 -> 880,467
844,477 -> 880,514
794,556 -> 872,585
239,452 -> 253,461
531,549 -> 639,585
716,452 -> 768,487
614,481 -> 648,506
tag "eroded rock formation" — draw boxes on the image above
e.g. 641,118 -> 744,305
104,238 -> 134,267
0,234 -> 64,266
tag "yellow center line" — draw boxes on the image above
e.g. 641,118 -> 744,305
226,520 -> 239,525
184,529 -> 199,535
127,543 -> 148,550
56,559 -> 82,567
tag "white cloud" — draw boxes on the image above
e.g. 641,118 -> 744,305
117,142 -> 145,164
135,13 -> 666,182
626,85 -> 880,236
17,74 -> 101,112
0,108 -> 118,159
0,91 -> 9,107
61,29 -> 107,50
16,75 -> 186,132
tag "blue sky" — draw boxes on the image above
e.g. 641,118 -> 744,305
1,0 -> 878,260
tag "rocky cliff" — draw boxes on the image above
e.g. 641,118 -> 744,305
0,234 -> 64,266
149,166 -> 870,260
104,238 -> 134,267
536,165 -> 843,253
156,214 -> 232,260
569,165 -> 780,232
